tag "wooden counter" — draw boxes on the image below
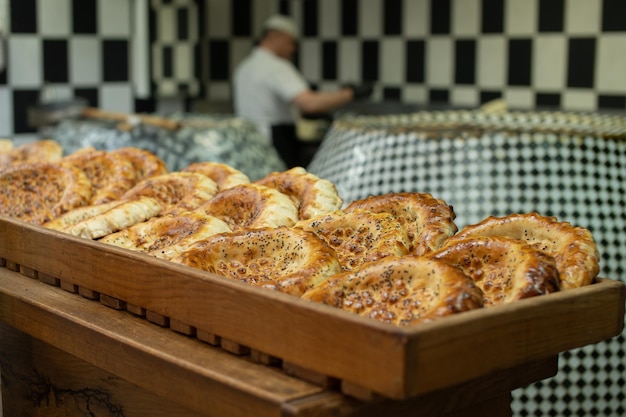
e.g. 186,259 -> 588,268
0,266 -> 624,417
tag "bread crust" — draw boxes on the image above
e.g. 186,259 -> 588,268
196,183 -> 298,229
172,227 -> 342,296
62,150 -> 138,205
63,196 -> 162,239
256,167 -> 343,220
110,147 -> 169,180
0,162 -> 92,224
302,256 -> 484,326
100,211 -> 231,259
0,140 -> 62,168
122,172 -> 218,215
183,161 -> 250,190
344,192 -> 457,256
449,213 -> 600,289
44,200 -> 126,230
431,236 -> 561,305
294,209 -> 410,271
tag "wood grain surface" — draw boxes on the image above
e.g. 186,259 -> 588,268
0,267 -> 592,417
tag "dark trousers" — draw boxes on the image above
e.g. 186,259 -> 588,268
271,124 -> 300,168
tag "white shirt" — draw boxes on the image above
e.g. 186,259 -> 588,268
233,47 -> 308,141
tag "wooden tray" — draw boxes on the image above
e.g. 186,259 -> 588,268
1,215 -> 624,400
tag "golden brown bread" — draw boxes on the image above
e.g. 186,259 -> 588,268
171,227 -> 342,296
110,147 -> 169,180
256,167 -> 343,220
100,211 -> 231,259
0,139 -> 63,168
294,209 -> 410,271
0,150 -> 601,327
44,200 -> 126,230
121,172 -> 218,215
344,192 -> 457,256
183,161 -> 250,190
63,196 -> 162,239
0,162 -> 92,224
62,149 -> 138,204
196,183 -> 298,229
448,213 -> 600,290
301,256 -> 484,326
430,236 -> 561,306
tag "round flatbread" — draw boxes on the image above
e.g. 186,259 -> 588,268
62,149 -> 138,205
0,162 -> 92,224
100,211 -> 231,259
63,196 -> 162,239
171,227 -> 342,297
110,147 -> 169,180
0,139 -> 63,168
196,183 -> 298,229
448,213 -> 600,290
44,200 -> 126,230
301,256 -> 484,326
344,192 -> 457,256
183,161 -> 250,190
256,167 -> 343,220
430,236 -> 561,306
122,172 -> 218,215
294,209 -> 410,271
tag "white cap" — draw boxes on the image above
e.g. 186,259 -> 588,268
263,14 -> 298,39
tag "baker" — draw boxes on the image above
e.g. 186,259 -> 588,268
233,14 -> 372,167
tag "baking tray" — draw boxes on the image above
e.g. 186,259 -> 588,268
0,215 -> 623,400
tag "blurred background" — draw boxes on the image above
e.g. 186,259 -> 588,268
1,0 -> 625,144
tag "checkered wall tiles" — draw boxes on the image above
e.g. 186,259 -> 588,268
150,0 -> 202,98
204,0 -> 626,112
3,0 -> 624,140
0,0 -> 134,142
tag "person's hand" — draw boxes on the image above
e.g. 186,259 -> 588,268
344,83 -> 374,101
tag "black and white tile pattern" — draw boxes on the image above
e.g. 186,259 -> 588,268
205,0 -> 626,113
150,0 -> 202,98
0,0 -> 134,142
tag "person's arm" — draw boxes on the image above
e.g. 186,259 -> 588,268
291,88 -> 354,115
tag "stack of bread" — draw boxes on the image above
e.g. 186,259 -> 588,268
0,140 -> 600,326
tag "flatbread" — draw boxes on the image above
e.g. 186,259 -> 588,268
0,139 -> 63,168
344,192 -> 457,256
44,200 -> 126,230
63,196 -> 162,239
448,213 -> 600,289
110,147 -> 169,180
100,211 -> 231,259
256,167 -> 343,220
302,256 -> 484,326
294,209 -> 410,271
121,172 -> 218,215
183,161 -> 250,190
62,149 -> 138,205
431,236 -> 561,306
196,183 -> 298,229
0,162 -> 92,224
171,227 -> 342,296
